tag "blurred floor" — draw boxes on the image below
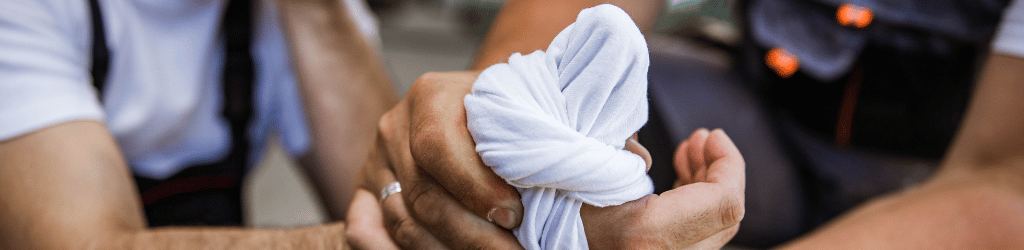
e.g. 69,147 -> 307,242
244,1 -> 481,228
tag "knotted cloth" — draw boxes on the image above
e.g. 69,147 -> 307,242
464,5 -> 654,249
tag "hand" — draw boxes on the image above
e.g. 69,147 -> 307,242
580,128 -> 745,250
344,71 -> 743,249
346,71 -> 525,249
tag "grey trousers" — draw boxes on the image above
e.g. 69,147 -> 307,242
639,51 -> 935,248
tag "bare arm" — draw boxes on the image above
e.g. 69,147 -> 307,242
278,0 -> 397,220
471,0 -> 662,70
780,54 -> 1024,249
0,121 -> 347,250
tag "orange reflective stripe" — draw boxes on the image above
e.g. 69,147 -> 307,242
766,48 -> 799,78
837,3 -> 873,28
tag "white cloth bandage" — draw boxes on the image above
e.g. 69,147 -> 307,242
464,5 -> 654,250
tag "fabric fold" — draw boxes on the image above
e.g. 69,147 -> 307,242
465,4 -> 653,249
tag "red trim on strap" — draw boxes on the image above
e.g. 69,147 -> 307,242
140,174 -> 237,205
835,66 -> 863,147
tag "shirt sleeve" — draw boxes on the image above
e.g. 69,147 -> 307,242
0,0 -> 104,141
993,0 -> 1024,58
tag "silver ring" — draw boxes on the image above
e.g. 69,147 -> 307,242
380,181 -> 402,202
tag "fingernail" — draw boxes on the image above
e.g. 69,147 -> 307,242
487,207 -> 518,229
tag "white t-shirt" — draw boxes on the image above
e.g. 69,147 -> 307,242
0,0 -> 379,179
995,0 -> 1024,57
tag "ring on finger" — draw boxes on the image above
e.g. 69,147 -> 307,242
380,181 -> 402,203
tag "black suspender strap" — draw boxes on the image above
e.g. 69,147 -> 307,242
88,0 -> 110,94
135,0 -> 255,226
87,0 -> 256,226
219,0 -> 255,183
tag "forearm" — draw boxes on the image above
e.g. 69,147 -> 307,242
0,121 -> 351,250
780,54 -> 1024,249
278,0 -> 397,219
98,224 -> 347,250
779,172 -> 1024,249
471,0 -> 662,70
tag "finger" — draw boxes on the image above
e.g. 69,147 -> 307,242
624,137 -> 652,172
364,121 -> 447,249
673,140 -> 691,186
581,185 -> 743,250
703,129 -> 746,191
379,74 -> 524,249
643,180 -> 745,247
358,149 -> 446,250
377,96 -> 412,175
405,71 -> 524,230
686,128 -> 711,182
346,189 -> 400,250
389,149 -> 523,250
649,186 -> 744,247
402,174 -> 525,250
380,187 -> 448,250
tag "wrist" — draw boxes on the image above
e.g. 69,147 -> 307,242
284,223 -> 348,249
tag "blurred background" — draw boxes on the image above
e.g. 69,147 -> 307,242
244,0 -> 738,228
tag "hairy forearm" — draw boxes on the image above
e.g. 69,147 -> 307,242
277,0 -> 397,219
95,224 -> 347,250
471,0 -> 662,70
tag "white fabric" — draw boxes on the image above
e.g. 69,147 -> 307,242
465,5 -> 654,250
0,0 -> 377,178
994,0 -> 1024,58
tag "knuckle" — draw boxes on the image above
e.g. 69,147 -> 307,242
378,110 -> 399,141
717,194 -> 746,227
411,72 -> 445,97
409,123 -> 447,164
391,217 -> 428,247
406,182 -> 445,225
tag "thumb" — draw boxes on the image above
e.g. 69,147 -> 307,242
645,183 -> 745,248
625,137 -> 653,172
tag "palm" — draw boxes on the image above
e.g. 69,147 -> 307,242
581,128 -> 746,250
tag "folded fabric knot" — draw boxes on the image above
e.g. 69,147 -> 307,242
465,4 -> 654,250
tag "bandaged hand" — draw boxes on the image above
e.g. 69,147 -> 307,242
346,4 -> 744,249
463,5 -> 655,249
345,70 -> 744,250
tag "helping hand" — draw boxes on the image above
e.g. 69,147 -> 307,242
345,71 -> 745,250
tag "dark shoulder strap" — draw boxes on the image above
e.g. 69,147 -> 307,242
219,0 -> 254,176
132,0 -> 255,227
88,0 -> 110,98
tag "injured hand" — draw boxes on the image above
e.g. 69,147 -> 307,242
464,4 -> 654,249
